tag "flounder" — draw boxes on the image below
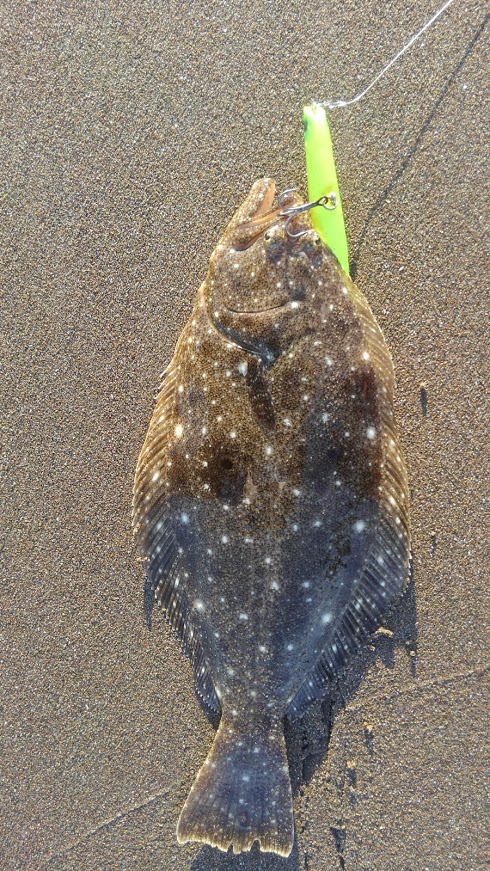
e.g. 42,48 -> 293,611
132,179 -> 410,857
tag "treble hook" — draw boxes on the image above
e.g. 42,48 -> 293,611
277,187 -> 299,207
278,191 -> 337,238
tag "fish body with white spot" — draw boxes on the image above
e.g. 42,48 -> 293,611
133,180 -> 410,857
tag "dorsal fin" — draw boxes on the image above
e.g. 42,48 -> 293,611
133,358 -> 220,715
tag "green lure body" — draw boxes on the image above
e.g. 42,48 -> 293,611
303,103 -> 350,275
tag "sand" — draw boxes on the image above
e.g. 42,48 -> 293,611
2,1 -> 489,868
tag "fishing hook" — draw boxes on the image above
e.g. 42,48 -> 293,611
278,190 -> 337,238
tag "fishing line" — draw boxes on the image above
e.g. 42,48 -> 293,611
324,0 -> 457,109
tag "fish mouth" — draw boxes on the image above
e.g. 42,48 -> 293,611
231,180 -> 281,251
224,178 -> 311,254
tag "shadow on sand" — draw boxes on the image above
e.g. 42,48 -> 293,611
349,12 -> 489,281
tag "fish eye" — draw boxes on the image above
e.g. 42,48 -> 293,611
305,232 -> 322,250
302,232 -> 324,257
263,226 -> 285,258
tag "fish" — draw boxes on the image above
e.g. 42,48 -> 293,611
132,178 -> 410,857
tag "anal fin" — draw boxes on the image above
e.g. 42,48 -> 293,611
288,507 -> 410,720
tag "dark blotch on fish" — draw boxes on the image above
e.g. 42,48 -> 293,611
132,179 -> 410,857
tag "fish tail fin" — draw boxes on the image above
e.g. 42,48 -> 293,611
176,713 -> 294,857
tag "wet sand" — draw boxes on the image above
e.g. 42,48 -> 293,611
2,1 -> 489,868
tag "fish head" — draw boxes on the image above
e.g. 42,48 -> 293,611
204,179 -> 329,357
